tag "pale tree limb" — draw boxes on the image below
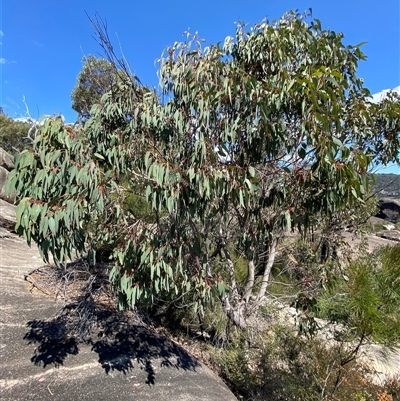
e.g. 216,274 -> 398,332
254,236 -> 278,305
21,95 -> 50,144
243,260 -> 255,303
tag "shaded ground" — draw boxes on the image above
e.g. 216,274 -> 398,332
0,232 -> 237,401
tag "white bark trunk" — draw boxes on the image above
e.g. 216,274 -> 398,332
219,231 -> 279,329
255,237 -> 278,305
243,260 -> 255,303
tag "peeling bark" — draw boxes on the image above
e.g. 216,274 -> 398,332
222,296 -> 247,329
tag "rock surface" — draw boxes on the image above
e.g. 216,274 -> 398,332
0,166 -> 11,202
0,147 -> 14,171
0,234 -> 237,401
377,198 -> 400,223
377,229 -> 400,242
0,199 -> 16,231
359,344 -> 400,386
0,148 -> 16,229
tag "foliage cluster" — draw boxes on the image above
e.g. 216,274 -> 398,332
211,325 -> 399,401
318,244 -> 400,344
0,114 -> 31,153
71,55 -> 118,121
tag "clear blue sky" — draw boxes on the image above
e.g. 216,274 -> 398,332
1,0 -> 399,173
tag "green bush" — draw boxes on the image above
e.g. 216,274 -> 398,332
318,244 -> 400,344
210,323 -> 389,400
0,114 -> 31,153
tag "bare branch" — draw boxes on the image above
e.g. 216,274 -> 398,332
86,11 -> 140,89
21,95 -> 49,143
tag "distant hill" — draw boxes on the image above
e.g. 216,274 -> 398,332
373,173 -> 400,199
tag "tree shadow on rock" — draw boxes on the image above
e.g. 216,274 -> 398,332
23,302 -> 200,385
23,316 -> 79,367
90,309 -> 200,384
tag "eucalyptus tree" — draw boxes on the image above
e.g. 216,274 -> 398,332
7,11 -> 400,328
71,55 -> 131,121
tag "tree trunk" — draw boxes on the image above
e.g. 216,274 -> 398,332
254,237 -> 278,306
220,237 -> 278,329
222,296 -> 247,329
243,260 -> 255,303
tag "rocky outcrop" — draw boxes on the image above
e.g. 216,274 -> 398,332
377,230 -> 400,242
0,234 -> 238,401
376,198 -> 400,223
0,199 -> 17,231
0,147 -> 16,231
0,165 -> 15,202
0,147 -> 15,170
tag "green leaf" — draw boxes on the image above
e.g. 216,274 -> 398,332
94,152 -> 105,160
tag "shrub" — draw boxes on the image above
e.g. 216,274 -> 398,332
211,323 -> 388,400
318,244 -> 400,344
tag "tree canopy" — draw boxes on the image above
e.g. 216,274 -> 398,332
0,114 -> 32,153
7,11 -> 400,328
71,55 -> 119,120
